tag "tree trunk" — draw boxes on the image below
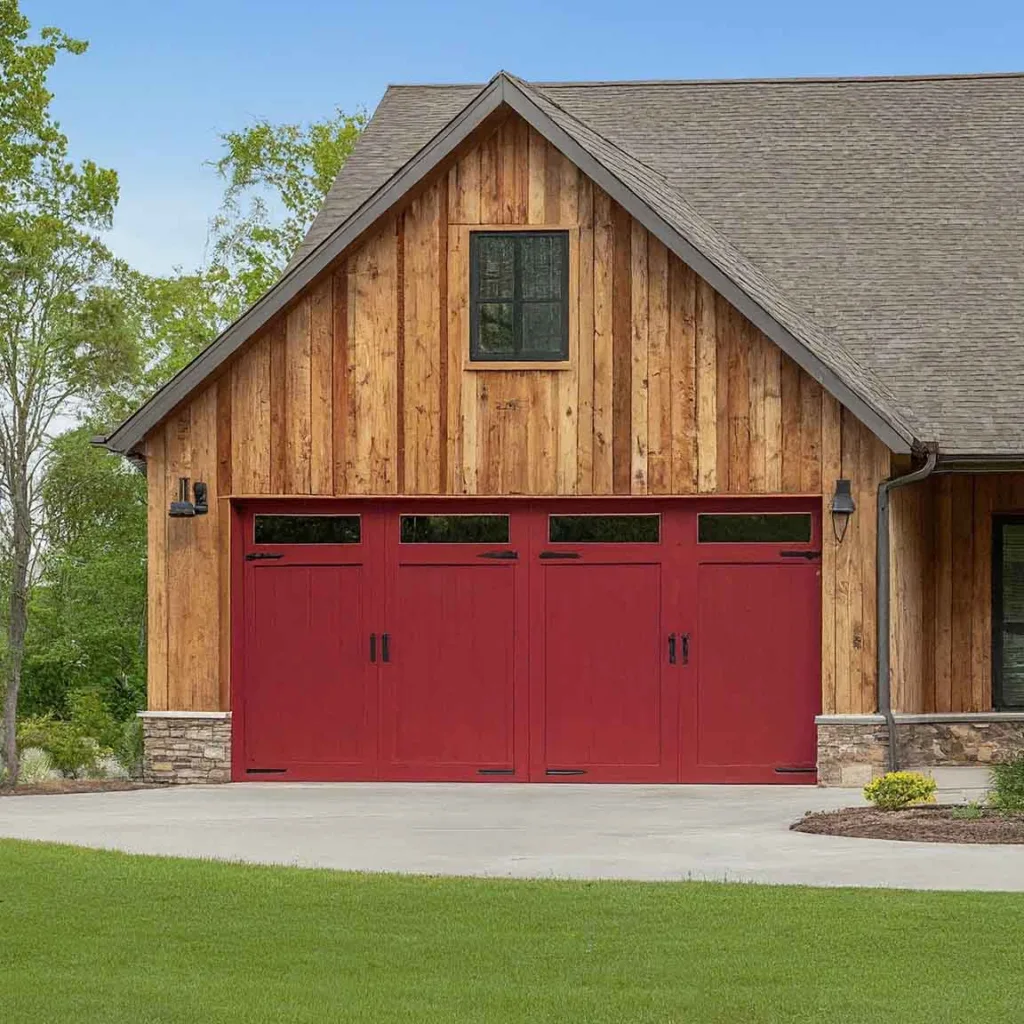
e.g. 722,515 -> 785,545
2,470 -> 31,787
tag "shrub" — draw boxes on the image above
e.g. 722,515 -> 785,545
114,716 -> 144,778
16,714 -> 102,778
18,747 -> 58,785
863,771 -> 937,810
989,754 -> 1024,812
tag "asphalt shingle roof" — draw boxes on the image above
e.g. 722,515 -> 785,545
294,73 -> 1024,457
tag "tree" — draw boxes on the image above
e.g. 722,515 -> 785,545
0,3 -> 136,785
207,106 -> 366,316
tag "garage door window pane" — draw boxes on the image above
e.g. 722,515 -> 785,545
401,515 -> 510,543
254,515 -> 360,544
698,513 -> 811,543
549,515 -> 660,543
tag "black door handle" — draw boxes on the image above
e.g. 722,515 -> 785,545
668,633 -> 676,664
478,550 -> 518,559
369,633 -> 377,663
245,552 -> 284,561
539,551 -> 580,559
780,550 -> 821,560
381,633 -> 390,663
681,633 -> 690,664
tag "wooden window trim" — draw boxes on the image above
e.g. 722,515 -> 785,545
453,224 -> 579,371
992,514 -> 1024,710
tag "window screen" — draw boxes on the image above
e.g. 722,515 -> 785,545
254,515 -> 360,544
400,515 -> 510,544
549,515 -> 660,543
995,518 -> 1024,708
698,513 -> 812,543
470,231 -> 569,361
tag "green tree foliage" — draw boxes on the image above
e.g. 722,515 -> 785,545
209,107 -> 366,312
4,15 -> 366,781
0,1 -> 139,784
20,426 -> 146,721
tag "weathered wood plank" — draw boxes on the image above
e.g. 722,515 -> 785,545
714,295 -> 731,492
146,430 -> 168,710
332,264 -> 349,493
592,188 -> 614,494
747,324 -> 766,493
309,276 -> 334,494
819,392 -> 842,714
763,339 -> 782,493
646,235 -> 670,494
726,304 -> 750,493
972,476 -> 994,711
576,176 -> 595,494
950,474 -> 975,712
284,297 -> 312,494
555,164 -> 579,494
933,474 -> 954,712
230,331 -> 271,494
669,258 -> 697,494
448,145 -> 480,225
404,186 -> 442,493
779,355 -> 802,493
630,221 -> 649,494
611,201 -> 632,494
268,319 -> 287,493
695,277 -> 717,493
446,226 -> 467,491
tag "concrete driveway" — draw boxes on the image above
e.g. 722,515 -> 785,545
2,783 -> 1022,891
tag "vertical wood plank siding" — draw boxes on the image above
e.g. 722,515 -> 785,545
889,472 -> 1024,714
144,116 -> 917,715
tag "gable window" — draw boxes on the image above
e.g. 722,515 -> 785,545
469,231 -> 569,362
994,516 -> 1024,709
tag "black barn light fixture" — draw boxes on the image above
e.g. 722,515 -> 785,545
168,477 -> 209,518
829,478 -> 856,543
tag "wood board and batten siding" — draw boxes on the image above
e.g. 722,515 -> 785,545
890,473 -> 1024,715
144,114 -> 889,716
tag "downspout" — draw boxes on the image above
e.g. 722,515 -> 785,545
876,444 -> 938,772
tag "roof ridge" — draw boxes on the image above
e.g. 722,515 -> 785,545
387,71 -> 1024,90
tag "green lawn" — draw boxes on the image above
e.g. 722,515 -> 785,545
2,840 -> 1022,1023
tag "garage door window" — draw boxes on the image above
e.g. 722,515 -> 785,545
400,515 -> 510,544
548,515 -> 660,543
698,513 -> 811,543
254,515 -> 361,545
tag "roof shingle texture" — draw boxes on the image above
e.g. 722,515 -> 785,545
293,75 -> 1024,456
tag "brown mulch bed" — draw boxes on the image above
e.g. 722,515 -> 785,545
0,780 -> 153,797
793,805 -> 1024,844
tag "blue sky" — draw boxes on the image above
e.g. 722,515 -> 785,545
26,0 -> 1024,276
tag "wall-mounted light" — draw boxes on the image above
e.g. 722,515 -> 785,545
168,477 -> 209,518
830,478 -> 856,543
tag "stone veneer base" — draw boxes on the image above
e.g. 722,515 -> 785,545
816,715 -> 1024,786
139,712 -> 231,784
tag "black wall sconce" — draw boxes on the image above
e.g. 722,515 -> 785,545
168,478 -> 209,518
829,478 -> 856,543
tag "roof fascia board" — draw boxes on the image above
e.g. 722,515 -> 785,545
105,78 -> 507,455
497,77 -> 914,454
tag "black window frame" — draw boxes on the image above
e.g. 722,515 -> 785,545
992,514 -> 1024,710
469,230 -> 570,363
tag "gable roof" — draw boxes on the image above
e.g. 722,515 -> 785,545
104,71 -> 1024,458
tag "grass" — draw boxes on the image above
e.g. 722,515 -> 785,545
2,840 -> 1023,1023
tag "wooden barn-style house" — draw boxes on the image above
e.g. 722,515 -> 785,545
99,71 -> 1024,786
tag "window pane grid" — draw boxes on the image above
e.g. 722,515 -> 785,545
470,231 -> 569,361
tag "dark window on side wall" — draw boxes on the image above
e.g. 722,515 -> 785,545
470,231 -> 569,362
254,515 -> 361,545
993,517 -> 1024,709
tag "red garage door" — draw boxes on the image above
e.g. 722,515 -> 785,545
232,499 -> 821,784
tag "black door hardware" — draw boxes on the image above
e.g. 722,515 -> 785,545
369,633 -> 377,663
680,633 -> 690,665
245,552 -> 284,561
246,768 -> 286,774
545,768 -> 587,775
668,633 -> 677,664
477,768 -> 516,775
381,633 -> 391,663
539,551 -> 581,559
478,550 -> 518,559
779,550 -> 821,560
774,766 -> 816,774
